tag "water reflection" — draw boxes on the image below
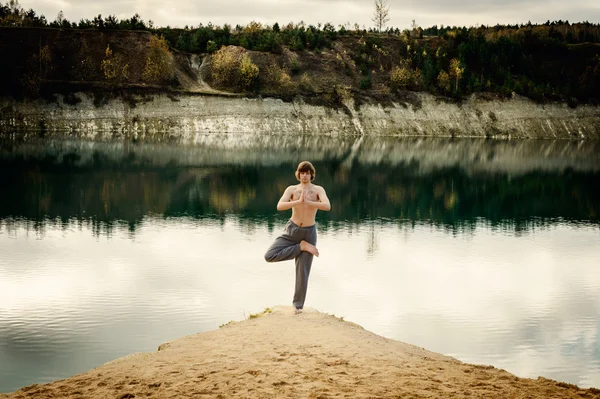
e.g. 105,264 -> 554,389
1,136 -> 599,392
0,137 -> 598,235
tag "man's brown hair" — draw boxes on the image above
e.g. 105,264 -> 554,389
295,161 -> 316,181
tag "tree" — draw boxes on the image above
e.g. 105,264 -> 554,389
448,58 -> 464,92
142,35 -> 173,84
437,70 -> 451,93
372,0 -> 390,33
55,10 -> 64,25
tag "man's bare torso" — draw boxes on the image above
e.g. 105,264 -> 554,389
290,183 -> 320,227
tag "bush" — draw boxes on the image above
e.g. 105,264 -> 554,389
210,46 -> 241,87
290,59 -> 301,75
299,72 -> 314,91
265,62 -> 292,89
206,40 -> 218,53
390,60 -> 421,89
359,75 -> 372,89
334,84 -> 353,103
142,34 -> 173,84
209,46 -> 260,91
101,45 -> 129,82
239,53 -> 259,90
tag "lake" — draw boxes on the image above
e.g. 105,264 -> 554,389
1,136 -> 599,392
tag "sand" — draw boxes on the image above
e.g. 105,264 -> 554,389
2,306 -> 599,399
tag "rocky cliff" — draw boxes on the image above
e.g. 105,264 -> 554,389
1,91 -> 599,140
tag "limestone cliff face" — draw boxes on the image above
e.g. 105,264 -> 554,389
1,92 -> 599,140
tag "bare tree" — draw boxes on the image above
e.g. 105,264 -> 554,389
372,0 -> 390,33
55,10 -> 64,25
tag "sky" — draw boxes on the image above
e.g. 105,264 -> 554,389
15,0 -> 600,30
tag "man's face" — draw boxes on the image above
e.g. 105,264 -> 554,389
298,171 -> 311,182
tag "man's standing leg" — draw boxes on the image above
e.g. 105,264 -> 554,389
292,226 -> 317,310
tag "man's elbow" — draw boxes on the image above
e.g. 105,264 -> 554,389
324,203 -> 331,211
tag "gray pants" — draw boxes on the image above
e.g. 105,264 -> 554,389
264,220 -> 317,309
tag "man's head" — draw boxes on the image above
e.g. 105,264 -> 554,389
295,161 -> 316,181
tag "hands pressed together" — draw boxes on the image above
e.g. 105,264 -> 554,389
297,190 -> 313,207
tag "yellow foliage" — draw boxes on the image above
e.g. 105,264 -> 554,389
239,53 -> 259,90
211,46 -> 243,87
448,58 -> 464,92
244,21 -> 263,34
142,34 -> 173,84
444,192 -> 457,209
449,58 -> 464,78
334,85 -> 353,104
40,45 -> 52,65
265,63 -> 292,89
101,45 -> 129,82
390,66 -> 411,88
210,46 -> 259,91
390,60 -> 421,89
437,70 -> 451,93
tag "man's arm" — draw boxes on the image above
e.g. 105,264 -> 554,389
277,186 -> 302,211
305,186 -> 331,211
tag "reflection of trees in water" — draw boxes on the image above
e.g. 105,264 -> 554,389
366,224 -> 379,258
0,159 -> 599,237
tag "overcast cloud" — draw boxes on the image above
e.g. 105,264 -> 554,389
17,0 -> 600,30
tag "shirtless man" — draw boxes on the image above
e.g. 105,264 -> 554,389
264,161 -> 331,313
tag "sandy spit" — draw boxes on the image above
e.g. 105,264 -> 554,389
2,306 -> 599,399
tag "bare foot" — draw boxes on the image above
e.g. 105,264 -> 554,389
294,308 -> 303,315
300,240 -> 319,257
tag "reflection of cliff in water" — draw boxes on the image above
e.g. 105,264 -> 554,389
3,136 -> 600,173
0,137 -> 599,236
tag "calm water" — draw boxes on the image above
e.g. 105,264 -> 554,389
1,136 -> 599,392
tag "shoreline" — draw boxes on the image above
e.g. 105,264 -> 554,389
2,306 -> 599,399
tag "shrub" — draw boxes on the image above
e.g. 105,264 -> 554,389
359,75 -> 372,89
390,60 -> 421,89
265,62 -> 292,89
142,34 -> 173,84
239,53 -> 259,90
334,84 -> 353,103
209,46 -> 260,91
206,40 -> 218,53
101,45 -> 129,82
290,59 -> 301,75
210,46 -> 243,87
299,72 -> 314,91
